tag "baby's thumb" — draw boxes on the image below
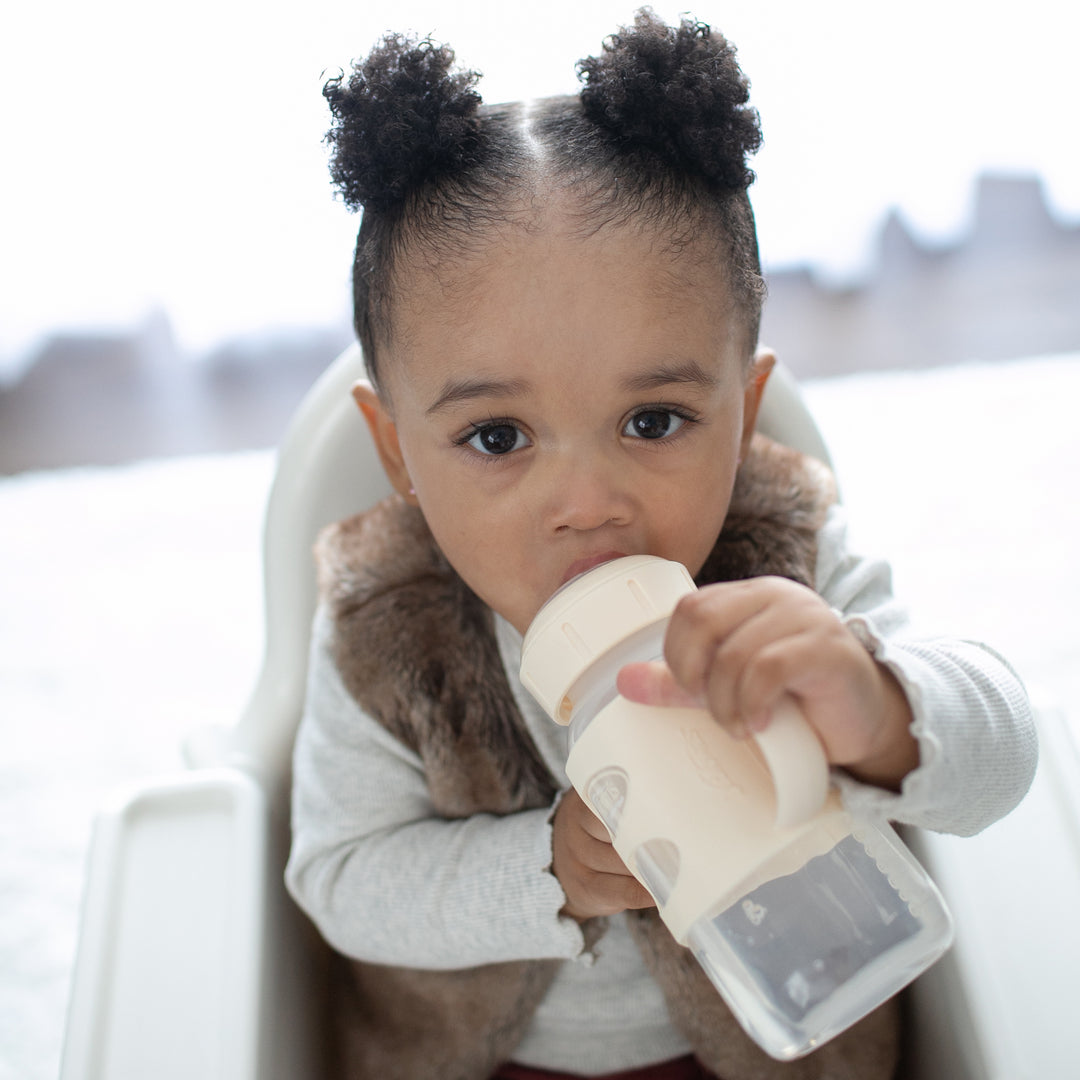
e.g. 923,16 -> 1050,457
616,661 -> 703,708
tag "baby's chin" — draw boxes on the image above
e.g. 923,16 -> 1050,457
470,585 -> 540,640
505,608 -> 539,639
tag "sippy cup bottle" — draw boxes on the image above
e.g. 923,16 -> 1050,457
519,555 -> 953,1061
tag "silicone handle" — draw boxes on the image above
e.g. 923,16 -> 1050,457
753,695 -> 830,828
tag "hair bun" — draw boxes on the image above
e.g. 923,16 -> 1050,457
577,9 -> 761,190
323,33 -> 483,212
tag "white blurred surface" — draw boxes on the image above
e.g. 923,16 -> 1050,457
0,453 -> 272,1080
2,355 -> 1079,1079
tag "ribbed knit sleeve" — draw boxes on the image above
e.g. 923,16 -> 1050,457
284,608 -> 586,968
815,505 -> 1038,834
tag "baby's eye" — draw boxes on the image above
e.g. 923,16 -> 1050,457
463,422 -> 530,456
623,409 -> 688,440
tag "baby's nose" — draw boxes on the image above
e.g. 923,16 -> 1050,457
546,453 -> 633,533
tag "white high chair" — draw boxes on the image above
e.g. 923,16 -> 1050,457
60,345 -> 1080,1080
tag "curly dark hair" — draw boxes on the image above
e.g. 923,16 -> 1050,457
323,8 -> 765,388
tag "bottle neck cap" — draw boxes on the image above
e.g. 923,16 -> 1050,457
519,555 -> 695,723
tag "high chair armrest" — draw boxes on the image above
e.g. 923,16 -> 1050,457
903,704 -> 1080,1080
60,768 -> 327,1080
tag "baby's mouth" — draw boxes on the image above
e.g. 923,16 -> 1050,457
559,550 -> 628,588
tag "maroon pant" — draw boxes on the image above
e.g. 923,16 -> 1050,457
493,1057 -> 718,1080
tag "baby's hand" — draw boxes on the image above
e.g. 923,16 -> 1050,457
551,788 -> 655,921
616,576 -> 918,791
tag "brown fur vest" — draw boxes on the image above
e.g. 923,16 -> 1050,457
314,435 -> 900,1080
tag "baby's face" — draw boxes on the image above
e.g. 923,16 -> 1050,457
370,209 -> 769,635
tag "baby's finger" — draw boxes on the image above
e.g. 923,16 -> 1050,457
600,872 -> 656,912
571,868 -> 656,917
561,787 -> 617,843
662,581 -> 773,695
616,661 -> 703,708
673,578 -> 829,736
580,833 -> 638,876
722,634 -> 808,735
697,606 -> 796,736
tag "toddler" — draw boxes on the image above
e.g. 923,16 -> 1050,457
286,11 -> 1036,1079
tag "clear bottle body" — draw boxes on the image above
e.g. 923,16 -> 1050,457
684,815 -> 954,1059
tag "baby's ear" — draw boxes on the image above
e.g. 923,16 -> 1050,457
740,347 -> 775,459
352,381 -> 419,505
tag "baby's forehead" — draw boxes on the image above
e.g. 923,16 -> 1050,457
382,214 -> 745,394
396,191 -> 731,305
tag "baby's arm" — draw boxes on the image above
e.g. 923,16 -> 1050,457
285,610 -> 585,968
620,505 -> 1036,834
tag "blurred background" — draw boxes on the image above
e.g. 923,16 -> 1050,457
3,0 -> 1080,469
2,2 -> 1079,1077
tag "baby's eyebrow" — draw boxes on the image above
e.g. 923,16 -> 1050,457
426,375 -> 531,415
621,360 -> 718,393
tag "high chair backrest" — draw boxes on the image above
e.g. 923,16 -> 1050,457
221,344 -> 833,792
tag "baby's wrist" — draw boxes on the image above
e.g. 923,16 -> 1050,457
845,665 -> 919,791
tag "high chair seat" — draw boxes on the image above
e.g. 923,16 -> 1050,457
60,344 -> 1080,1080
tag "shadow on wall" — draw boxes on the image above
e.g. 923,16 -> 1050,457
3,174 -> 1079,474
0,322 -> 355,475
759,174 -> 1080,378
